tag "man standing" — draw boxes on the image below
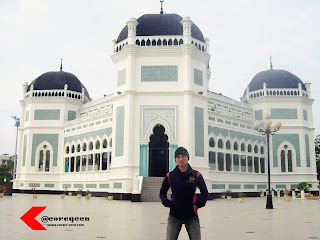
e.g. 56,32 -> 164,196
160,147 -> 208,240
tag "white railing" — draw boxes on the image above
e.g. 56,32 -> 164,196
245,88 -> 308,100
24,89 -> 90,102
114,36 -> 207,53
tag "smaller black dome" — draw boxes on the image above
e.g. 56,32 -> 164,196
28,71 -> 90,98
117,14 -> 205,43
247,69 -> 306,92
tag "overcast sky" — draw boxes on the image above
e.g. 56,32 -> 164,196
0,0 -> 319,155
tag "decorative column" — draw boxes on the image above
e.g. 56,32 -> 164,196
181,16 -> 193,44
126,17 -> 139,45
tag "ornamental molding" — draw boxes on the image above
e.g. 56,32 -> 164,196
140,105 -> 178,142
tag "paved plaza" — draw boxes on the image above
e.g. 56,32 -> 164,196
0,193 -> 319,240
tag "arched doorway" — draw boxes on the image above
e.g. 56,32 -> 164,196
149,124 -> 169,177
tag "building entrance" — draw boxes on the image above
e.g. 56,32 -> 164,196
148,124 -> 169,177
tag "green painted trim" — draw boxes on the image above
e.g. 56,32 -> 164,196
86,184 -> 97,188
255,110 -> 263,120
194,68 -> 203,86
31,134 -> 59,166
29,183 -> 40,187
244,184 -> 254,189
74,184 -> 83,188
68,111 -> 76,121
276,184 -> 286,189
272,134 -> 300,167
271,108 -> 298,119
25,111 -> 29,121
113,183 -> 122,189
34,109 -> 60,120
117,69 -> 126,86
303,110 -> 308,121
64,128 -> 112,144
115,106 -> 125,157
229,184 -> 241,189
212,184 -> 225,189
44,184 -> 54,188
194,107 -> 204,157
141,65 -> 178,82
257,184 -> 267,189
305,134 -> 310,167
22,135 -> 27,166
63,184 -> 72,188
99,184 -> 110,188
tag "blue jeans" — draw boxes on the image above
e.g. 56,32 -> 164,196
166,215 -> 201,240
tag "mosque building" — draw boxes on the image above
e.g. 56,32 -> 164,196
13,10 -> 318,200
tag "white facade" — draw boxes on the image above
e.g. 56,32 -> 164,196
13,14 -> 318,199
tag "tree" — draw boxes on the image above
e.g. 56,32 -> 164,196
0,160 -> 14,182
315,135 -> 320,181
297,182 -> 312,192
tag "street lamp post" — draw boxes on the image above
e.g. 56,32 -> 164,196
254,114 -> 281,209
11,115 -> 20,179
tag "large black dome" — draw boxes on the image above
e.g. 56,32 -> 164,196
116,14 -> 205,43
247,69 -> 306,92
28,71 -> 90,98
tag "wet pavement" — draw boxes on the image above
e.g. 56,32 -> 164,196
0,193 -> 319,240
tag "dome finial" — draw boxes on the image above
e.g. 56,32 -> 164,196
60,58 -> 63,71
160,0 -> 164,14
270,56 -> 273,70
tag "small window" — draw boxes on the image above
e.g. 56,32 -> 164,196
103,139 -> 108,148
66,146 -> 70,154
248,144 -> 252,152
72,145 -> 75,153
89,142 -> 93,150
226,141 -> 231,150
241,143 -> 245,151
77,144 -> 81,152
83,143 -> 87,151
218,139 -> 223,149
209,138 -> 215,147
96,140 -> 100,149
254,145 -> 258,153
260,146 -> 264,154
234,142 -> 238,151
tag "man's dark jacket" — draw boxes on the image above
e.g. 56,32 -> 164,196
159,164 -> 208,219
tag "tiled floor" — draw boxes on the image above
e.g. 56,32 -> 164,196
0,194 -> 319,239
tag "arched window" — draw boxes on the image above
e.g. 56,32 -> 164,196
248,144 -> 252,152
39,150 -> 44,171
103,139 -> 108,148
152,39 -> 156,46
226,141 -> 231,150
168,39 -> 173,45
163,39 -> 167,45
218,139 -> 223,148
95,140 -> 100,149
77,144 -> 81,152
89,141 -> 93,150
66,146 -> 70,154
260,146 -> 264,154
173,38 -> 178,45
209,137 -> 215,147
83,143 -> 87,151
279,144 -> 294,172
109,138 -> 112,147
254,145 -> 258,153
72,145 -> 75,153
234,142 -> 238,151
157,39 -> 162,46
241,143 -> 245,151
37,143 -> 51,172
